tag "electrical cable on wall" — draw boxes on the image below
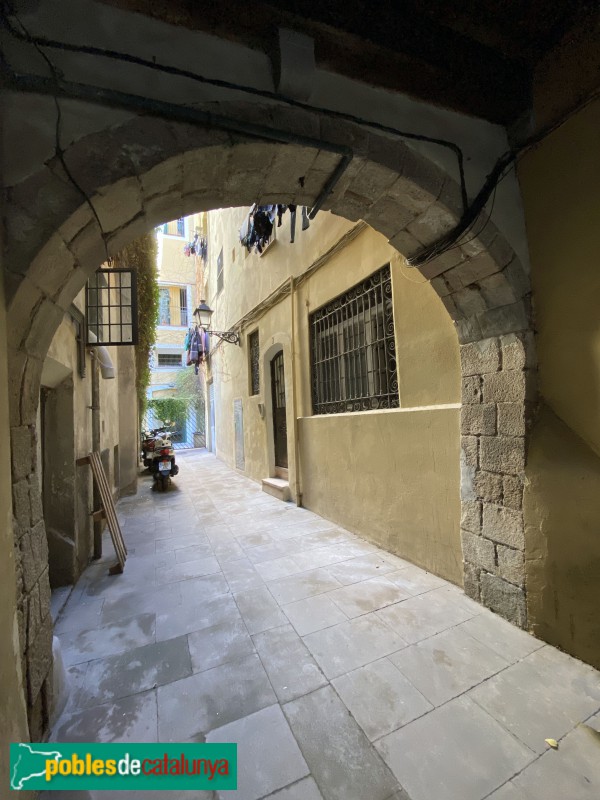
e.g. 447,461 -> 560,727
5,6 -> 111,262
0,8 -> 469,213
404,89 -> 600,267
2,5 -> 597,271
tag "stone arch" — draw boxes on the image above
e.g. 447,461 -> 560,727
4,101 -> 535,735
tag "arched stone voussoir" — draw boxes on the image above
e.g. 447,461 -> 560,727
7,346 -> 44,429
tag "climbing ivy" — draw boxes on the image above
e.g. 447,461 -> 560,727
111,232 -> 159,419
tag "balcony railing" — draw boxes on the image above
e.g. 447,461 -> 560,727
158,307 -> 189,327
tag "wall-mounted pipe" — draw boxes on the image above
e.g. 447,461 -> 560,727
87,331 -> 115,379
289,276 -> 302,507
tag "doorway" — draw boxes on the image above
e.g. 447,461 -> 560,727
270,351 -> 288,474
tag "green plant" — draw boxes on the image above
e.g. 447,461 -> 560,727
147,397 -> 189,428
174,368 -> 205,410
111,232 -> 159,418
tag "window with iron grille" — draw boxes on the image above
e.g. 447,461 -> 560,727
249,330 -> 260,395
310,265 -> 398,414
86,268 -> 138,346
217,248 -> 224,294
157,353 -> 183,367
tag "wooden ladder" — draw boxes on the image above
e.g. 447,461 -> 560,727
77,452 -> 127,574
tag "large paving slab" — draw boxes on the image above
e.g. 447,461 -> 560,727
48,450 -> 600,800
207,705 -> 310,800
376,695 -> 536,800
284,686 -> 400,800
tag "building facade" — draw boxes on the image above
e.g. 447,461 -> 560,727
204,208 -> 462,582
147,214 -> 207,446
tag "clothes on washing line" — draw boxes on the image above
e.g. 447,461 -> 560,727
240,204 -> 275,254
301,206 -> 310,231
253,207 -> 274,240
186,326 -> 210,372
183,233 -> 208,259
239,203 -> 311,253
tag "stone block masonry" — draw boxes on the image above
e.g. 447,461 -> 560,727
459,333 -> 535,627
11,422 -> 54,740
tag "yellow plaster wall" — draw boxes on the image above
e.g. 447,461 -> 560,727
207,209 -> 461,582
299,408 -> 461,582
44,297 -> 135,570
159,235 -> 197,286
155,329 -> 187,346
519,85 -> 600,664
523,405 -> 600,668
0,262 -> 31,779
520,100 -> 600,455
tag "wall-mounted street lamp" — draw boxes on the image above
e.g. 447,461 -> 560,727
193,301 -> 240,345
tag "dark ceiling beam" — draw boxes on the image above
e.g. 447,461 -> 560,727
397,0 -> 585,64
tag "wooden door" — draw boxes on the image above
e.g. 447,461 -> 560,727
270,351 -> 288,469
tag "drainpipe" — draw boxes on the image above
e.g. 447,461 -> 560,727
290,277 -> 302,507
90,353 -> 102,558
88,333 -> 116,557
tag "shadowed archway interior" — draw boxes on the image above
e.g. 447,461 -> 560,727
5,101 -> 535,737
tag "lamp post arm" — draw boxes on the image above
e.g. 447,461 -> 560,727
208,329 -> 240,346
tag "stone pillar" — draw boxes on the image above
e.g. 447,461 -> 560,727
11,421 -> 54,739
0,269 -> 31,789
460,332 -> 536,627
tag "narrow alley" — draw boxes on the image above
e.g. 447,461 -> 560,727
44,451 -> 600,800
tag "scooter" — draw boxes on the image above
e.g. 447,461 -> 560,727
141,427 -> 160,469
150,428 -> 179,491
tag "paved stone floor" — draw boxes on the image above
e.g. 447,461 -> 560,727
43,450 -> 600,800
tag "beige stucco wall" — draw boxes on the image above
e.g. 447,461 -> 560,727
42,291 -> 138,582
519,97 -> 600,667
0,259 -> 32,790
158,223 -> 199,287
300,409 -> 461,580
207,210 -> 462,583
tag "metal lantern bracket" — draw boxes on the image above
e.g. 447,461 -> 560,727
208,329 -> 241,345
193,301 -> 240,345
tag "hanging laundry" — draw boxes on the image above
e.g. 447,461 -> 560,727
288,204 -> 297,243
302,206 -> 310,231
198,328 -> 210,364
184,327 -> 193,366
189,327 -> 201,365
199,237 -> 208,262
277,204 -> 287,227
253,208 -> 273,240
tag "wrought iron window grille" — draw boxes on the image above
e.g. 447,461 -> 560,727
310,264 -> 398,415
156,353 -> 184,367
86,268 -> 138,346
249,330 -> 260,395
